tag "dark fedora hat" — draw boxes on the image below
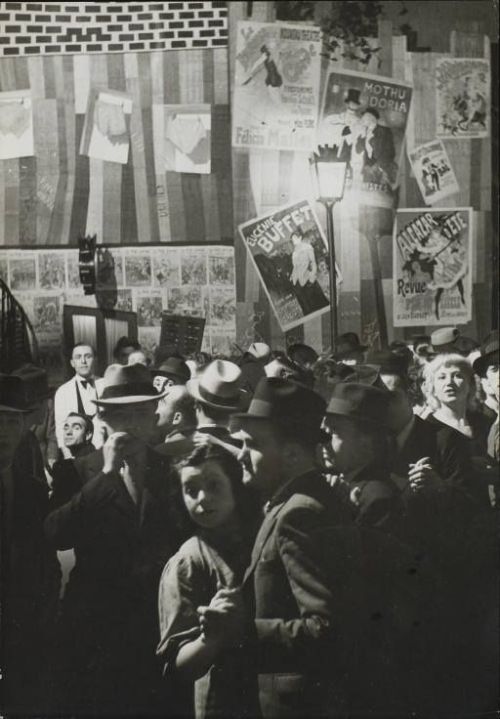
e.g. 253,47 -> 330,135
0,364 -> 51,413
152,356 -> 191,386
93,364 -> 166,405
327,362 -> 383,388
326,382 -> 392,428
472,335 -> 499,376
333,332 -> 367,360
233,377 -> 327,442
366,349 -> 409,377
287,342 -> 318,367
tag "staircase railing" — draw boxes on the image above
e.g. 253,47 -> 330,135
0,277 -> 39,372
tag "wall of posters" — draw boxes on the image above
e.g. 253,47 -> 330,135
408,140 -> 459,205
393,208 -> 472,327
238,199 -> 341,332
0,245 -> 237,382
318,68 -> 412,209
0,90 -> 34,160
436,58 -> 490,139
232,21 -> 322,151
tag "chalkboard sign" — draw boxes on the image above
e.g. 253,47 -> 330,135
159,313 -> 206,356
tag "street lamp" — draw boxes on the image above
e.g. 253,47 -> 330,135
309,148 -> 347,355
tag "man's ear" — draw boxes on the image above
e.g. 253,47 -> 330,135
172,411 -> 182,426
70,358 -> 76,372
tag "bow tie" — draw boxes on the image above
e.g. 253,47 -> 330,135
80,379 -> 95,390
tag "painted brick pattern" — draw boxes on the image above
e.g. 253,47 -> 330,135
0,1 -> 228,55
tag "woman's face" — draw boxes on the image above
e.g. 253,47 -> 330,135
181,460 -> 236,530
433,364 -> 470,407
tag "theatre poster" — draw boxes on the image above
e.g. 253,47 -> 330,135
238,199 -> 341,332
435,58 -> 490,139
317,68 -> 412,209
408,140 -> 459,205
393,208 -> 473,327
232,21 -> 322,151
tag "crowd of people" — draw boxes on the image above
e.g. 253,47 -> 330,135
1,326 -> 498,718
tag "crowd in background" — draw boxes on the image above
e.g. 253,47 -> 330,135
1,325 -> 498,718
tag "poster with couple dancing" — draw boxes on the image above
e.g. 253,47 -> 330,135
232,21 -> 322,151
317,69 -> 412,209
393,207 -> 472,327
238,199 -> 341,332
408,140 -> 460,205
435,58 -> 490,139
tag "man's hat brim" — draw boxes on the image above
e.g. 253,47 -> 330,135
473,349 -> 499,376
187,378 -> 243,411
92,389 -> 167,406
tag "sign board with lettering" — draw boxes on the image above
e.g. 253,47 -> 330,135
159,313 -> 206,356
393,207 -> 473,326
238,199 -> 341,332
317,68 -> 412,209
232,21 -> 322,151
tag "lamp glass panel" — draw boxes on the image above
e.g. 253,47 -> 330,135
316,161 -> 347,201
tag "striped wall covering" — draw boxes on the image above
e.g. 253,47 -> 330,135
229,6 -> 493,352
0,47 -> 232,246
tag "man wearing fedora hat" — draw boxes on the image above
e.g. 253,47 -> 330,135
322,381 -> 439,715
186,359 -> 245,444
1,366 -> 60,714
44,363 -> 183,715
152,355 -> 191,393
205,377 -> 361,718
322,382 -> 403,530
332,332 -> 367,366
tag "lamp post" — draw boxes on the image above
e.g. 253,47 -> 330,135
309,150 -> 347,355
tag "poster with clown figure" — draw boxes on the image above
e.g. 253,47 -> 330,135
317,68 -> 412,209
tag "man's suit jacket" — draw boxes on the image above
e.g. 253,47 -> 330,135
243,471 -> 361,718
44,447 -> 181,713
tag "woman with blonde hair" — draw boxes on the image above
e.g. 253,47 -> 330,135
422,353 -> 491,457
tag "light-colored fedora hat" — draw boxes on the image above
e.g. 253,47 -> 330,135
92,363 -> 167,405
186,359 -> 243,411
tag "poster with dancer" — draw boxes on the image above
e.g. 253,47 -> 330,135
393,208 -> 472,326
408,140 -> 459,205
238,199 -> 341,332
80,89 -> 132,164
0,90 -> 34,160
318,68 -> 412,208
232,21 -> 322,151
436,58 -> 490,139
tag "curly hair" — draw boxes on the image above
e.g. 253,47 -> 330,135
422,353 -> 477,412
171,443 -> 260,538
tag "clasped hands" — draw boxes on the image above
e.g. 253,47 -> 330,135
197,587 -> 246,649
408,456 -> 444,494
